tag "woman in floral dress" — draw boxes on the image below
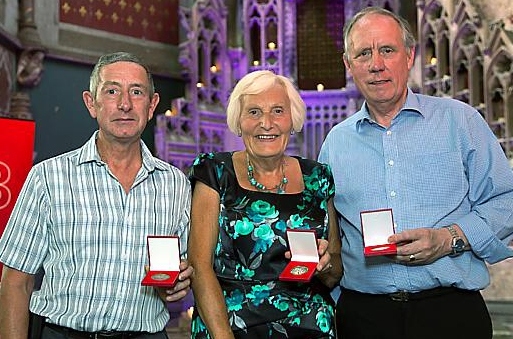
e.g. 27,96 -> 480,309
188,70 -> 342,338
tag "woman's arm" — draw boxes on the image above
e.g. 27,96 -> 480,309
316,198 -> 342,289
188,182 -> 235,338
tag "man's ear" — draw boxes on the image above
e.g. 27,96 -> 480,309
82,91 -> 97,119
343,54 -> 352,76
147,93 -> 160,121
407,46 -> 416,71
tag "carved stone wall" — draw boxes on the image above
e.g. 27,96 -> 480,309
419,0 -> 513,159
159,0 -> 362,171
0,46 -> 15,116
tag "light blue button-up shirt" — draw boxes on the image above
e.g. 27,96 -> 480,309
318,89 -> 513,293
0,131 -> 191,332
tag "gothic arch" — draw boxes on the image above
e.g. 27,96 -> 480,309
420,1 -> 452,96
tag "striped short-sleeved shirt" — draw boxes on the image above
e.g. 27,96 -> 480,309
0,131 -> 191,332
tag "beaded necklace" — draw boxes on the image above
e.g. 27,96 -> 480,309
246,153 -> 288,194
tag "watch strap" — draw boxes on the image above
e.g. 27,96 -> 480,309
446,225 -> 459,238
445,225 -> 466,256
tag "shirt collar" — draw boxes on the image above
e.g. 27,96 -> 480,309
77,130 -> 167,172
355,88 -> 423,130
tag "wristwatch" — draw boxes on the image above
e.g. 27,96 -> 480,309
445,225 -> 466,257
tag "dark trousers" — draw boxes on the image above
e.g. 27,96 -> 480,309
336,287 -> 492,339
41,324 -> 169,339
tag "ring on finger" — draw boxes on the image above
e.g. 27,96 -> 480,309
409,254 -> 416,262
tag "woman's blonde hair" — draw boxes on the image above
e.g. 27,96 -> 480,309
226,70 -> 306,135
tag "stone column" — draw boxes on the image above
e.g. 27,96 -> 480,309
11,0 -> 46,120
18,0 -> 42,47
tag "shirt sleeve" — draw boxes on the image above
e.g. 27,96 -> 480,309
456,110 -> 513,264
188,152 -> 223,194
0,165 -> 49,274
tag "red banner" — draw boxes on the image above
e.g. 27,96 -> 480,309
0,117 -> 35,275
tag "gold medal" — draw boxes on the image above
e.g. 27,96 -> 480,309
290,265 -> 309,276
151,273 -> 170,281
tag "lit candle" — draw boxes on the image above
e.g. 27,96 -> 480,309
317,84 -> 324,91
210,65 -> 217,73
268,42 -> 276,50
196,82 -> 203,88
165,108 -> 178,117
253,60 -> 260,66
430,57 -> 437,66
187,307 -> 194,319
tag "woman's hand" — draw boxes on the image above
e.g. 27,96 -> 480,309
152,260 -> 194,302
316,239 -> 333,273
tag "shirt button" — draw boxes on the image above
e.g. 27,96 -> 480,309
386,130 -> 392,136
388,160 -> 394,166
390,191 -> 396,197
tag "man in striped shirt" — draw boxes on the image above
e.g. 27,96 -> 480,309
0,52 -> 192,339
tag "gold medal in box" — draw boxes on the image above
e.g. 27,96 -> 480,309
279,230 -> 319,282
150,273 -> 171,281
141,236 -> 181,287
290,265 -> 309,276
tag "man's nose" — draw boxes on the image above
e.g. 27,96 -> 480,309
369,53 -> 385,72
118,93 -> 132,111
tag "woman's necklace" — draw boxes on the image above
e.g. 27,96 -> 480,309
246,153 -> 288,194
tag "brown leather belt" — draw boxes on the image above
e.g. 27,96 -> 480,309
45,323 -> 146,339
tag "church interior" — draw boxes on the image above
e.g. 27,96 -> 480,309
1,0 -> 513,337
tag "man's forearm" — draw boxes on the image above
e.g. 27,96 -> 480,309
0,268 -> 34,339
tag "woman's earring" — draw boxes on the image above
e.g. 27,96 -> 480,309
290,129 -> 295,135
237,130 -> 242,137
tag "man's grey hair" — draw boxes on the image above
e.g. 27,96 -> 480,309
343,6 -> 416,61
89,52 -> 155,99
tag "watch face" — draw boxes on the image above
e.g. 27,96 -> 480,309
452,238 -> 465,252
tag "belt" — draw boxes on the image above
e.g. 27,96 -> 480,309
45,323 -> 146,339
343,286 -> 460,302
388,286 -> 459,301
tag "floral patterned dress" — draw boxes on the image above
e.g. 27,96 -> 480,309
189,152 -> 336,339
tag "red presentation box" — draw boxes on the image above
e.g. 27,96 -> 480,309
279,230 -> 319,282
141,236 -> 180,287
360,209 -> 397,256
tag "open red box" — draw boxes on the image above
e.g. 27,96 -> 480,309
141,236 -> 180,287
279,229 -> 319,282
360,209 -> 397,256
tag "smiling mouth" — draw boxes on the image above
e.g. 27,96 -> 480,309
255,135 -> 279,140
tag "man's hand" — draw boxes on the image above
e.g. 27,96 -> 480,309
154,260 -> 193,302
388,227 -> 457,264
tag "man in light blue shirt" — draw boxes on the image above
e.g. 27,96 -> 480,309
318,7 -> 513,339
0,52 -> 193,339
